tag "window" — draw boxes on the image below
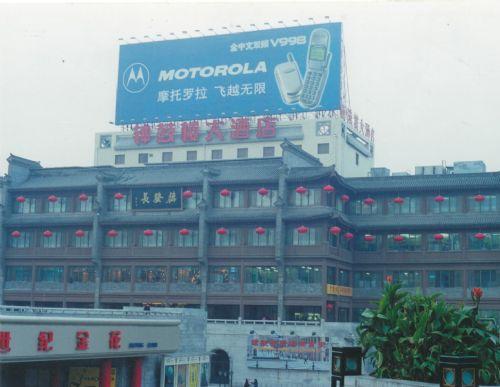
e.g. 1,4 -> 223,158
68,266 -> 95,283
387,233 -> 422,251
174,229 -> 199,247
108,194 -> 130,212
100,135 -> 112,148
352,308 -> 364,323
388,197 -> 420,215
244,267 -> 278,284
14,197 -> 36,214
162,151 -> 173,162
354,235 -> 381,252
78,195 -> 93,212
327,267 -> 336,285
41,231 -> 63,248
285,266 -> 321,284
316,121 -> 331,136
214,190 -> 243,208
183,191 -> 203,209
47,197 -> 68,213
138,153 -> 149,164
248,227 -> 275,246
352,199 -> 378,215
187,150 -> 197,161
171,266 -> 200,284
338,269 -> 350,286
72,230 -> 92,248
9,231 -> 32,248
317,143 -> 329,154
6,266 -> 32,282
114,154 -> 125,165
263,146 -> 275,157
213,228 -> 242,247
468,270 -> 498,288
104,230 -> 129,248
288,226 -> 320,246
249,189 -> 277,208
290,188 -> 321,206
139,229 -> 164,248
468,232 -> 500,250
427,271 -> 462,288
354,271 -> 382,288
36,266 -> 64,282
429,196 -> 458,213
386,271 -> 422,288
427,233 -> 461,251
211,149 -> 223,160
468,195 -> 497,212
338,308 -> 350,322
209,266 -> 240,284
355,153 -> 359,165
285,306 -> 321,321
135,266 -> 167,283
102,267 -> 131,283
237,148 -> 248,159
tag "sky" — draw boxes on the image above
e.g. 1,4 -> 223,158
1,0 -> 499,174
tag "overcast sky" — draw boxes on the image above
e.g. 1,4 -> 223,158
1,1 -> 499,174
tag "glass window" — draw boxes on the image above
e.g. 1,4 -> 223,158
248,189 -> 277,208
14,197 -> 36,214
468,270 -> 499,288
47,197 -> 68,213
468,232 -> 500,250
187,150 -> 197,161
138,153 -> 148,164
285,306 -> 321,321
41,231 -> 63,248
354,235 -> 381,252
211,149 -> 223,160
427,270 -> 462,288
285,266 -> 321,284
263,146 -> 275,157
115,154 -> 125,165
213,228 -> 242,247
68,266 -> 95,283
338,307 -> 350,322
388,197 -> 420,214
429,196 -> 458,213
78,196 -> 94,212
386,271 -> 422,287
72,230 -> 92,248
174,229 -> 199,247
162,152 -> 173,162
183,191 -> 202,209
248,227 -> 275,246
387,233 -> 422,251
244,267 -> 278,284
100,135 -> 112,148
427,233 -> 461,251
317,143 -> 329,154
6,266 -> 32,281
9,231 -> 33,248
139,230 -> 164,248
287,227 -> 320,246
468,195 -> 497,212
327,267 -> 335,285
171,266 -> 200,284
338,269 -> 350,286
214,190 -> 243,208
352,308 -> 364,323
290,188 -> 321,206
351,199 -> 378,215
108,194 -> 130,212
208,266 -> 240,284
36,266 -> 64,282
135,266 -> 167,283
354,271 -> 382,288
237,148 -> 248,159
102,267 -> 131,282
104,230 -> 129,248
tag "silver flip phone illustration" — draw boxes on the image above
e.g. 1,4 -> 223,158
299,28 -> 332,109
274,53 -> 303,105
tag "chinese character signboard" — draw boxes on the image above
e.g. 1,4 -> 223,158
131,187 -> 182,210
161,355 -> 209,387
115,23 -> 342,124
326,284 -> 353,297
246,334 -> 330,371
68,367 -> 116,387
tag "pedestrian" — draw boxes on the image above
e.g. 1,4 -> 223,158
244,378 -> 250,387
253,379 -> 258,387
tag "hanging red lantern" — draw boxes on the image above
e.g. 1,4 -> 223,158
393,197 -> 405,204
255,226 -> 266,235
43,230 -> 53,238
474,194 -> 485,202
474,232 -> 486,240
48,195 -> 58,203
257,188 -> 269,196
364,234 -> 375,242
393,234 -> 405,242
340,194 -> 350,202
323,184 -> 335,193
343,232 -> 354,240
78,193 -> 89,201
75,229 -> 86,238
114,192 -> 124,200
434,195 -> 445,203
182,190 -> 193,199
11,230 -> 21,238
16,196 -> 26,203
143,229 -> 154,236
216,227 -> 228,235
329,226 -> 342,235
434,233 -> 444,241
179,228 -> 190,236
295,186 -> 307,194
107,229 -> 118,238
363,197 -> 375,206
297,225 -> 309,234
220,188 -> 231,197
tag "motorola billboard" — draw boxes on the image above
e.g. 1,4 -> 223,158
115,23 -> 342,124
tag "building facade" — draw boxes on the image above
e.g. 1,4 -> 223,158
1,142 -> 499,323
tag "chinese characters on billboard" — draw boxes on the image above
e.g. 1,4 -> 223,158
131,188 -> 182,210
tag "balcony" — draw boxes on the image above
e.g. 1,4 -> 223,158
169,283 -> 201,294
101,282 -> 131,293
208,283 -> 240,294
353,287 -> 383,298
4,281 -> 32,291
243,283 -> 278,294
34,281 -> 64,292
67,282 -> 95,293
426,287 -> 465,299
134,282 -> 168,293
285,283 -> 322,295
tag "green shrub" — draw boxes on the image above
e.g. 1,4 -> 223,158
357,283 -> 499,384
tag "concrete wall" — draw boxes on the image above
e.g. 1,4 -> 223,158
344,376 -> 439,387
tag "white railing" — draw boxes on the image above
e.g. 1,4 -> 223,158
207,318 -> 322,327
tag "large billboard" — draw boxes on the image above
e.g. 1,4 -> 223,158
115,23 -> 342,124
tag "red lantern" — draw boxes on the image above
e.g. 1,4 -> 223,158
474,232 -> 486,240
43,230 -> 53,238
75,229 -> 86,238
220,188 -> 231,197
182,190 -> 193,199
343,232 -> 354,240
393,197 -> 404,204
107,229 -> 118,238
364,234 -> 375,242
393,235 -> 405,242
363,197 -> 375,206
16,196 -> 26,203
11,230 -> 21,238
474,194 -> 485,202
179,228 -> 190,236
48,195 -> 58,203
257,188 -> 269,196
114,192 -> 124,200
329,226 -> 341,235
143,229 -> 154,236
326,303 -> 334,311
78,193 -> 89,201
216,227 -> 228,235
323,184 -> 335,193
297,225 -> 309,234
434,233 -> 444,241
255,227 -> 266,235
340,194 -> 350,202
295,186 -> 307,195
434,195 -> 445,203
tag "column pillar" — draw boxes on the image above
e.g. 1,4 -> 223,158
92,177 -> 105,308
131,357 -> 143,387
275,166 -> 288,321
0,180 -> 7,304
198,169 -> 212,311
100,359 -> 112,387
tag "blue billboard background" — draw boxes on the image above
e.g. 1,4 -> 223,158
115,23 -> 342,124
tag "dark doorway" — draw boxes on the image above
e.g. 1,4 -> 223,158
210,349 -> 230,385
